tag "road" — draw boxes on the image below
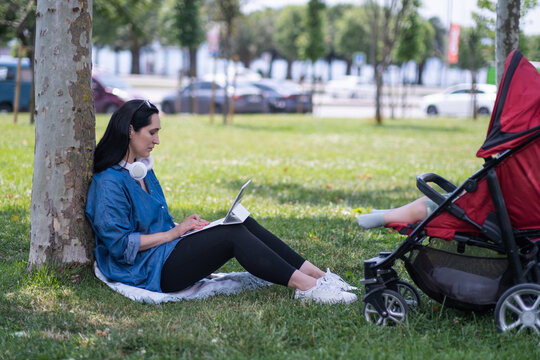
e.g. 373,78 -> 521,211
122,74 -> 433,119
313,94 -> 427,119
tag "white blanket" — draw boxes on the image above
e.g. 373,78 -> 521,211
93,263 -> 272,304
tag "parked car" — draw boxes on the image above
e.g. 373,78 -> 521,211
324,75 -> 373,98
161,80 -> 268,114
0,57 -> 32,112
0,59 -> 140,114
92,69 -> 142,113
245,79 -> 312,113
422,83 -> 497,117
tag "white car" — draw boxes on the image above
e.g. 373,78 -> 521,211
325,75 -> 373,98
422,83 -> 497,117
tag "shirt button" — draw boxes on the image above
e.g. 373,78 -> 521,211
161,206 -> 164,209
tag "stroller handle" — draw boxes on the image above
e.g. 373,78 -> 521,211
416,173 -> 457,205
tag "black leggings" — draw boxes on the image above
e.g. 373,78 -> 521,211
160,217 -> 306,292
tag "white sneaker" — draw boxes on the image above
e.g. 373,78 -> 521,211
294,278 -> 357,304
321,268 -> 358,291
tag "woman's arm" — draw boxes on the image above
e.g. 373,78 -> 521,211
139,214 -> 209,251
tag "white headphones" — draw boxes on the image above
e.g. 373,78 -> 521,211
119,156 -> 154,180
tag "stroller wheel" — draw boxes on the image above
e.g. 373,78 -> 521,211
494,283 -> 540,334
363,289 -> 409,326
394,281 -> 422,311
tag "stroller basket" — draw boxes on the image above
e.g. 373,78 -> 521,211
404,241 -> 512,311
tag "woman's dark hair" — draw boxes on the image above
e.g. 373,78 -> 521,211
94,99 -> 159,173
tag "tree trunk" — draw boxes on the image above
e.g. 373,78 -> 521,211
417,60 -> 425,85
374,65 -> 383,124
286,59 -> 293,80
495,0 -> 520,86
131,44 -> 141,74
189,47 -> 198,113
189,46 -> 198,78
345,59 -> 352,76
29,0 -> 95,270
327,56 -> 333,80
471,71 -> 478,120
266,50 -> 277,78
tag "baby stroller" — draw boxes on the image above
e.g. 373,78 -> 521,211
359,50 -> 540,334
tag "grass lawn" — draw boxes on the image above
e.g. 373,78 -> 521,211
1,112 -> 538,359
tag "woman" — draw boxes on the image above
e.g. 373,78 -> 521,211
86,100 -> 357,304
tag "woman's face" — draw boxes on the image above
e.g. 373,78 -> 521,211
128,113 -> 160,161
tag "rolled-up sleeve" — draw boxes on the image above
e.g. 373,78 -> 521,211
87,179 -> 140,265
125,233 -> 140,264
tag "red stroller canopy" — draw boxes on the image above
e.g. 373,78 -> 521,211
477,50 -> 540,158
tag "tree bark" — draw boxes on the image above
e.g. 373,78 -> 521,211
495,0 -> 520,86
130,43 -> 141,74
29,0 -> 95,270
189,46 -> 198,78
345,58 -> 352,76
266,50 -> 277,78
417,60 -> 425,85
286,59 -> 293,80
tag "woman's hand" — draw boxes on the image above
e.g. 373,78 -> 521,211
173,214 -> 209,237
140,214 -> 210,251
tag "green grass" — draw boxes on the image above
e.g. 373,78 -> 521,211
1,113 -> 538,359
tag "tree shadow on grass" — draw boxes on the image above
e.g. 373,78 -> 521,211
0,206 -> 406,359
220,178 -> 422,208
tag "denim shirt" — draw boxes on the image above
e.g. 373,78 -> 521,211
85,165 -> 181,292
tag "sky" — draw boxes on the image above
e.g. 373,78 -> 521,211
242,0 -> 540,35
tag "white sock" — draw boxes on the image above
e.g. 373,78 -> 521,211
370,209 -> 391,214
356,213 -> 386,229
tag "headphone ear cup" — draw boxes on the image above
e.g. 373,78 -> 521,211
129,162 -> 148,180
119,156 -> 153,180
139,156 -> 154,171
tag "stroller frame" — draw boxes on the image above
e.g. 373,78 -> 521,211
360,131 -> 540,332
360,50 -> 540,332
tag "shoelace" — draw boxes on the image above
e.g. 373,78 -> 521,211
324,270 -> 358,290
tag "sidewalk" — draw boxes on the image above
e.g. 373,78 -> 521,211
121,74 -> 179,89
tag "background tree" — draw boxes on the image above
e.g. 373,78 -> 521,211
334,6 -> 370,76
0,0 -> 36,123
252,9 -> 279,78
93,0 -> 161,74
395,9 -> 424,118
366,0 -> 415,124
93,0 -> 122,66
324,3 -> 354,79
232,9 -> 278,77
476,0 -> 538,85
523,34 -> 540,59
414,18 -> 436,85
273,6 -> 306,80
174,0 -> 205,79
29,0 -> 95,270
208,0 -> 241,124
456,18 -> 491,119
423,16 -> 446,85
0,0 -> 35,51
230,14 -> 258,68
495,0 -> 521,85
297,0 -> 328,85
